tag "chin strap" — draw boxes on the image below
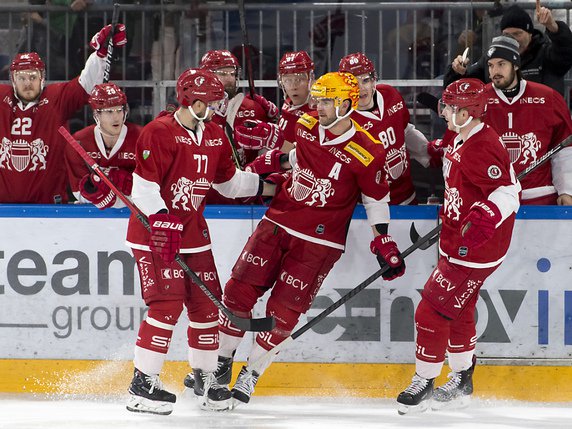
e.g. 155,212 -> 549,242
321,106 -> 354,130
452,112 -> 473,133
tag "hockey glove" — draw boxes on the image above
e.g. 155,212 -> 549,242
245,149 -> 286,175
107,168 -> 133,196
247,94 -> 279,120
370,234 -> 406,281
427,138 -> 445,168
90,23 -> 127,58
235,120 -> 284,151
265,171 -> 290,189
460,201 -> 502,249
148,213 -> 183,264
79,173 -> 116,210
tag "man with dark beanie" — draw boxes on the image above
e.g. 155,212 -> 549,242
444,4 -> 572,95
482,34 -> 572,206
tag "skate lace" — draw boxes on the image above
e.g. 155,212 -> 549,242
144,374 -> 165,394
202,372 -> 223,393
234,370 -> 258,394
403,374 -> 430,395
438,372 -> 462,393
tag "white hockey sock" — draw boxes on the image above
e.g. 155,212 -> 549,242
247,343 -> 275,375
448,350 -> 474,372
415,358 -> 444,380
218,331 -> 243,358
188,347 -> 219,373
134,346 -> 166,376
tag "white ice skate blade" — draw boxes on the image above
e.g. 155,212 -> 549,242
197,395 -> 231,412
397,399 -> 430,415
126,395 -> 173,416
432,395 -> 471,411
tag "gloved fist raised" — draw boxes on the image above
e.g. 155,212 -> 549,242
235,120 -> 284,151
107,168 -> 133,196
460,201 -> 501,249
245,149 -> 286,175
79,173 -> 116,209
90,23 -> 127,58
427,139 -> 445,168
148,213 -> 183,264
247,94 -> 279,120
370,234 -> 406,281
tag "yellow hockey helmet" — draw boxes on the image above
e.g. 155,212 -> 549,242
310,72 -> 360,110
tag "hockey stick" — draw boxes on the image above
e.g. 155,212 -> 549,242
244,222 -> 442,375
103,3 -> 121,83
237,0 -> 255,98
409,134 -> 572,248
416,92 -> 439,113
57,126 -> 275,333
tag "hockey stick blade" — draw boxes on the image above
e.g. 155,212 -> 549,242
103,3 -> 121,83
246,222 -> 442,374
410,222 -> 441,250
409,134 -> 572,248
58,126 -> 275,333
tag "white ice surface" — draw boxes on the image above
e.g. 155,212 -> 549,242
1,393 -> 572,429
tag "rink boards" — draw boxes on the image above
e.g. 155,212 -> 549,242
1,204 -> 572,400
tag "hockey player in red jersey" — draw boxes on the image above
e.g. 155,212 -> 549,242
396,79 -> 521,414
124,69 -> 275,414
482,35 -> 572,205
211,72 -> 406,406
0,24 -> 127,203
234,50 -> 315,155
66,83 -> 140,209
338,52 -> 430,205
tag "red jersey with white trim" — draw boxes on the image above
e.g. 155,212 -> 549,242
278,100 -> 313,144
264,112 -> 390,250
349,84 -> 413,205
126,112 -> 237,251
66,122 -> 141,194
440,123 -> 518,267
0,78 -> 89,203
483,80 -> 572,200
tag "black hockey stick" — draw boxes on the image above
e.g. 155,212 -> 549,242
245,222 -> 442,375
237,0 -> 256,97
58,126 -> 275,333
103,3 -> 121,83
410,133 -> 572,249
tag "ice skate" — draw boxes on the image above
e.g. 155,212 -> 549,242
183,355 -> 233,390
396,374 -> 434,415
231,365 -> 259,407
432,356 -> 476,410
126,368 -> 176,415
192,368 -> 232,411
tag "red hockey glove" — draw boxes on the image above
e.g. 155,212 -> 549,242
427,139 -> 445,168
245,149 -> 285,175
148,213 -> 183,264
107,168 -> 133,196
265,171 -> 290,189
460,201 -> 502,249
79,173 -> 116,210
247,94 -> 279,120
370,234 -> 406,281
90,23 -> 127,58
235,120 -> 284,151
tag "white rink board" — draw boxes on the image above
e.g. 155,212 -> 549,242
1,205 -> 571,362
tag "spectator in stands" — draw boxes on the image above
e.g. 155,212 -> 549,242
444,4 -> 572,95
0,22 -> 127,204
65,83 -> 140,209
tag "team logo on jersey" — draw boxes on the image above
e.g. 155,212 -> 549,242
0,137 -> 48,172
170,176 -> 210,211
487,165 -> 502,179
384,145 -> 408,180
288,167 -> 335,207
444,186 -> 463,221
501,131 -> 540,165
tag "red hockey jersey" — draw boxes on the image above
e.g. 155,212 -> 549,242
278,100 -> 313,145
483,80 -> 572,201
0,79 -> 89,203
440,123 -> 520,268
265,112 -> 390,250
126,113 -> 242,252
66,122 -> 140,200
349,84 -> 415,205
